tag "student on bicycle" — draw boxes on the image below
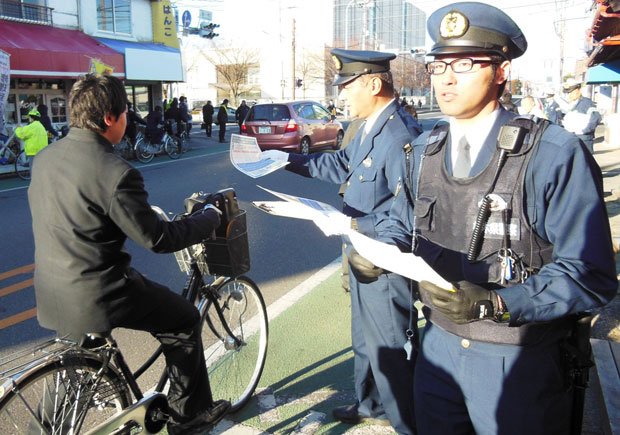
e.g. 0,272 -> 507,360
28,74 -> 230,435
15,108 -> 48,164
125,102 -> 146,145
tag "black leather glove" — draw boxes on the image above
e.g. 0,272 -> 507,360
348,249 -> 384,284
419,280 -> 497,324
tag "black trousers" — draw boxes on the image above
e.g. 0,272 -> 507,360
218,122 -> 226,142
204,118 -> 212,136
114,276 -> 213,423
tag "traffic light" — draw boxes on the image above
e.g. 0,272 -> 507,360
295,78 -> 303,88
200,22 -> 220,39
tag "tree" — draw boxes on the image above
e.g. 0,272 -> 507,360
200,44 -> 261,106
296,48 -> 326,99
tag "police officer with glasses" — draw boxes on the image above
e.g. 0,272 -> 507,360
381,2 -> 617,434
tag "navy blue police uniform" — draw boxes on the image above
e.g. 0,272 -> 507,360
285,49 -> 422,434
561,81 -> 601,153
382,3 -> 618,434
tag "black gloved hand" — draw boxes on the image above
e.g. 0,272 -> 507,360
348,249 -> 384,284
419,280 -> 497,324
197,207 -> 221,239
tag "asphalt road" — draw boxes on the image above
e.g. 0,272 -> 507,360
0,114 -> 440,391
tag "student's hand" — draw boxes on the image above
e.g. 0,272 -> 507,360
348,249 -> 383,284
261,150 -> 289,162
419,280 -> 497,324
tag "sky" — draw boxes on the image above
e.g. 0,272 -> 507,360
175,0 -> 595,86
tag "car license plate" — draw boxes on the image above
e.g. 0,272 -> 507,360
258,126 -> 271,134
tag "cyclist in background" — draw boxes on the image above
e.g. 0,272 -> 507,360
37,104 -> 59,143
125,102 -> 146,145
28,74 -> 230,435
15,108 -> 48,164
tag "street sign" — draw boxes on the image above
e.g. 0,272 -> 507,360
182,10 -> 191,28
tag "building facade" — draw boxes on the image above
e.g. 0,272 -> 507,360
0,0 -> 184,133
333,0 -> 425,52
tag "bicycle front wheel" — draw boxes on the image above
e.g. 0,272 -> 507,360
165,136 -> 181,159
0,354 -> 132,434
14,151 -> 30,180
134,138 -> 154,163
201,276 -> 268,412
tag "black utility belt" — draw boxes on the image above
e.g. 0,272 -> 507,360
428,310 -> 573,346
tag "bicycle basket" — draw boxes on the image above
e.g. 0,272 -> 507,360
203,209 -> 250,277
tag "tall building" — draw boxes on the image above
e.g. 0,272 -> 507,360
333,0 -> 426,52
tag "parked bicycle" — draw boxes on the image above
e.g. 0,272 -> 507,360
0,188 -> 269,434
0,131 -> 31,180
113,129 -> 144,161
134,125 -> 181,163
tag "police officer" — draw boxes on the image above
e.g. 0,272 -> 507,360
382,2 -> 617,434
561,78 -> 601,153
15,108 -> 48,162
262,49 -> 422,434
543,89 -> 562,124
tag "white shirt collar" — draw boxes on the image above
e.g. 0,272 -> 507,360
364,99 -> 395,136
449,108 -> 501,171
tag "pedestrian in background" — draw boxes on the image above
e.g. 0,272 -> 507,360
217,99 -> 229,143
178,96 -> 191,137
202,100 -> 214,137
164,98 -> 179,137
37,104 -> 58,143
381,3 -> 617,434
235,100 -> 250,131
561,78 -> 601,153
145,106 -> 164,144
500,91 -> 517,113
261,48 -> 423,435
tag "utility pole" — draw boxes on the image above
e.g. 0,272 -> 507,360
291,18 -> 296,100
361,0 -> 368,50
554,0 -> 566,84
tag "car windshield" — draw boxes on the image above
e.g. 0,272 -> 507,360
248,104 -> 290,122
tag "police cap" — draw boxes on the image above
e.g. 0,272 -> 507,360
331,48 -> 396,86
562,78 -> 582,93
427,2 -> 527,60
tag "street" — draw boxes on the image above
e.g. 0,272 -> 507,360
0,113 -> 438,397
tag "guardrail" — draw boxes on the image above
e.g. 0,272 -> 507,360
0,0 -> 53,25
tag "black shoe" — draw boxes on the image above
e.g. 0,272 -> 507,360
167,400 -> 231,435
332,404 -> 391,426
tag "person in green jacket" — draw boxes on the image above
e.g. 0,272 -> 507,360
15,108 -> 49,162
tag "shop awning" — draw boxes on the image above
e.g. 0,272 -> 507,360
96,37 -> 184,82
587,58 -> 620,83
0,20 -> 124,79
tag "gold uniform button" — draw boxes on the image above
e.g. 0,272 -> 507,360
461,339 -> 470,349
359,175 -> 363,181
347,181 -> 351,186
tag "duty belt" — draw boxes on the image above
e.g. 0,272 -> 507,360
426,308 -> 574,346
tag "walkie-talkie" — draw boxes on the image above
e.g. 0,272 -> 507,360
467,122 -> 530,262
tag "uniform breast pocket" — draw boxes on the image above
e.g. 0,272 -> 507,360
414,196 -> 436,232
351,167 -> 378,205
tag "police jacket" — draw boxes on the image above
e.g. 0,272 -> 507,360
385,108 -> 617,338
286,100 -> 422,238
217,105 -> 228,124
16,120 -> 48,156
562,96 -> 601,138
28,128 -> 219,335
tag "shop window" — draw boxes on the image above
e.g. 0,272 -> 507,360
0,0 -> 52,24
3,94 -> 17,126
18,93 -> 42,123
49,97 -> 67,124
97,0 -> 131,34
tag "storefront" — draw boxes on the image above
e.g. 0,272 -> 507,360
96,37 -> 184,118
0,20 -> 124,131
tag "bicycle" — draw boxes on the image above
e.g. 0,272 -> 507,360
113,129 -> 144,161
0,131 -> 31,180
0,188 -> 269,434
134,125 -> 181,163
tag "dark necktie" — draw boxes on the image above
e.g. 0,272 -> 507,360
453,136 -> 471,178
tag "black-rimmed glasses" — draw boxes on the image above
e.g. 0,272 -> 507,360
426,58 -> 499,75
